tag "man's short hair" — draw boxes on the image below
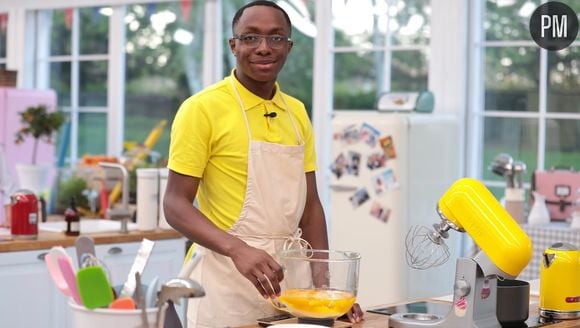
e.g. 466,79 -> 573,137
231,0 -> 292,35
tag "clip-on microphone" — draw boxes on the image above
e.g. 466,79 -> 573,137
264,112 -> 277,118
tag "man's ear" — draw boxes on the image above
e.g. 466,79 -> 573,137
228,38 -> 236,55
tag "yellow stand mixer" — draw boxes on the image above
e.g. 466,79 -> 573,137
390,178 -> 533,328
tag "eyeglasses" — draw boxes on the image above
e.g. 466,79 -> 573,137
232,34 -> 292,49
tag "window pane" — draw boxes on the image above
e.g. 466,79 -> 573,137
391,50 -> 428,91
125,2 -> 205,158
50,61 -> 71,107
547,47 -> 580,114
79,7 -> 109,55
79,113 -> 107,155
389,0 -> 430,46
333,0 -> 383,48
485,0 -> 539,41
79,60 -> 107,106
545,119 -> 580,170
482,117 -> 538,183
484,47 -> 539,112
333,0 -> 430,47
334,52 -> 377,109
278,30 -> 315,113
50,9 -> 72,56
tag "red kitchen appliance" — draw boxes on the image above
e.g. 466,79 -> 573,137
10,189 -> 39,239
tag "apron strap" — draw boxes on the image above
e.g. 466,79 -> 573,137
230,228 -> 312,251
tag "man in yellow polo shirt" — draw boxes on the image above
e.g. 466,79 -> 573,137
164,1 -> 362,327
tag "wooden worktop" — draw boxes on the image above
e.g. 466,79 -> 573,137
0,228 -> 183,252
239,297 -> 580,328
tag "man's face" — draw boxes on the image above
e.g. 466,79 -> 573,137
229,5 -> 293,84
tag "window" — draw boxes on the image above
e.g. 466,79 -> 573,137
34,1 -> 205,164
36,7 -> 110,162
332,0 -> 430,110
124,2 -> 205,158
470,0 -> 580,197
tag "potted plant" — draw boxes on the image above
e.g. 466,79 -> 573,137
14,104 -> 65,193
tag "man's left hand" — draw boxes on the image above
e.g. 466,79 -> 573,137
345,303 -> 363,323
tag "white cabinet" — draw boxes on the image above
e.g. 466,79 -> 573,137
0,248 -> 71,328
0,238 -> 186,328
96,239 -> 184,288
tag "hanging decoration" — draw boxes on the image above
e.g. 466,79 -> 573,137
180,0 -> 192,21
65,8 -> 73,29
0,14 -> 7,34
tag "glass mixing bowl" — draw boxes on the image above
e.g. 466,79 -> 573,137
271,249 -> 360,321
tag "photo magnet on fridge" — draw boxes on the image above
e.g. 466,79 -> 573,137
347,151 -> 361,176
331,152 -> 347,179
379,135 -> 397,159
334,124 -> 360,144
366,152 -> 386,170
372,168 -> 398,194
349,187 -> 370,209
370,201 -> 391,223
360,122 -> 381,147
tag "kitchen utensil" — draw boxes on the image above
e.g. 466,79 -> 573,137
405,224 -> 450,270
490,153 -> 513,177
75,235 -> 96,268
270,249 -> 360,326
512,160 -> 526,189
109,297 -> 136,310
58,257 -> 83,305
133,271 -> 149,328
155,278 -> 206,328
10,189 -> 39,239
45,246 -> 74,297
496,279 -> 530,325
391,178 -> 532,327
540,242 -> 580,320
69,300 -> 158,328
77,266 -> 115,309
119,238 -> 155,299
145,276 -> 160,308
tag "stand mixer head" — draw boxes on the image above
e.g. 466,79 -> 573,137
391,178 -> 533,328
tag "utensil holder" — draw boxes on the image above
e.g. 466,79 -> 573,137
69,300 -> 158,328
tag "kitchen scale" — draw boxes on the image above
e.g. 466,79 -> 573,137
368,301 -> 560,328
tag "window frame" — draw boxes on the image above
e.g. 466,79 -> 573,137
466,0 -> 580,190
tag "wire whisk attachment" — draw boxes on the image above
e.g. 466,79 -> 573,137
405,224 -> 451,270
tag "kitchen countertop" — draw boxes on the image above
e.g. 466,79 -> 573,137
0,224 -> 183,253
238,296 -> 580,328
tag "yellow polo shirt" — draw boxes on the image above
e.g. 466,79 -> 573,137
168,72 -> 317,231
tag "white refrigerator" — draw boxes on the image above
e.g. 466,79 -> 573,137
328,111 -> 461,308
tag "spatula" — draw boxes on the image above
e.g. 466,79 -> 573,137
75,235 -> 95,268
45,246 -> 73,297
77,266 -> 114,309
58,257 -> 82,305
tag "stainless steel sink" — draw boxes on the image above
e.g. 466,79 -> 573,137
39,220 -> 138,234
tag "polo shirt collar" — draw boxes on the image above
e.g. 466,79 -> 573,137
229,70 -> 286,112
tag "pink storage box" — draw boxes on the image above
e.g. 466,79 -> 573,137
531,168 -> 580,221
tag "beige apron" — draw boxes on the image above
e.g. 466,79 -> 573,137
187,77 -> 307,327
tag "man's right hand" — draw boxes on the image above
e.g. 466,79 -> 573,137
229,244 -> 284,299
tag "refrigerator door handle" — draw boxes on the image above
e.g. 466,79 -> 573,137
329,184 -> 358,192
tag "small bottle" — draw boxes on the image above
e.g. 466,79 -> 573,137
64,197 -> 80,236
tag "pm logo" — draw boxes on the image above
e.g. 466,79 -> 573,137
529,1 -> 579,51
